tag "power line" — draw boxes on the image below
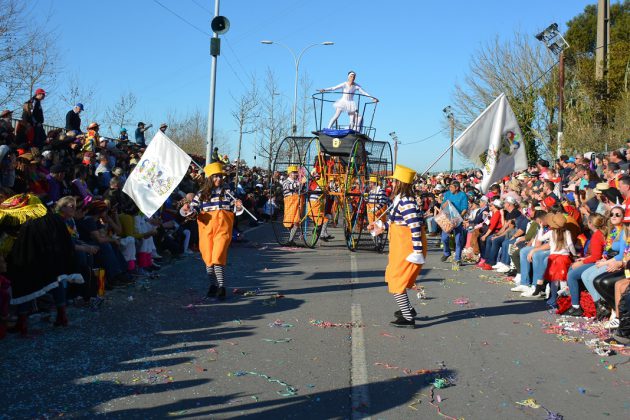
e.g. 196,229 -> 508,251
152,0 -> 249,91
189,0 -> 212,14
400,128 -> 448,146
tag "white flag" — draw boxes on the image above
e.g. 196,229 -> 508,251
123,131 -> 191,217
454,93 -> 528,192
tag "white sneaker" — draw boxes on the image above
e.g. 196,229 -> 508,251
603,319 -> 619,329
513,274 -> 521,284
544,283 -> 550,298
511,285 -> 531,292
497,265 -> 511,273
492,262 -> 503,269
557,287 -> 570,297
521,286 -> 536,297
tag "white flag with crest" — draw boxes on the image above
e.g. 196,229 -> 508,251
454,93 -> 528,192
123,131 -> 191,217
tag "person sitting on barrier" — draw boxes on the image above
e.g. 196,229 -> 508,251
282,166 -> 304,246
319,71 -> 378,131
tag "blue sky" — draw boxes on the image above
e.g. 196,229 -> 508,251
39,0 -> 596,171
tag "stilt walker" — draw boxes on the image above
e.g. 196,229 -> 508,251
282,165 -> 304,246
369,165 -> 427,328
184,162 -> 243,300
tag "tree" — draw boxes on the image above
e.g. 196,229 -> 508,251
452,33 -> 555,164
166,109 -> 231,158
0,0 -> 30,107
105,91 -> 137,135
231,78 -> 259,179
256,69 -> 290,182
57,73 -> 101,129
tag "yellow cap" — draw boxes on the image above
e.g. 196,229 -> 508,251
316,176 -> 326,188
369,175 -> 378,183
287,165 -> 299,173
204,162 -> 226,177
389,164 -> 416,184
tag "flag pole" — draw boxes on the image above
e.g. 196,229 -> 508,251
189,158 -> 258,221
420,93 -> 506,177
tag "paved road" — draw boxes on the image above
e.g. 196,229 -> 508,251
2,225 -> 630,419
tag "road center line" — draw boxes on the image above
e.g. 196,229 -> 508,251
350,254 -> 371,419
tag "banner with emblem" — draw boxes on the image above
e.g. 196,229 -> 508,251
122,131 -> 191,217
453,93 -> 528,192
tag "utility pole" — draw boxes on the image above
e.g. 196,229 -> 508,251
558,50 -> 565,158
595,0 -> 610,81
443,106 -> 454,172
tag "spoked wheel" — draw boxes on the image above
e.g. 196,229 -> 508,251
302,192 -> 325,248
301,137 -> 327,248
343,139 -> 368,251
271,136 -> 303,246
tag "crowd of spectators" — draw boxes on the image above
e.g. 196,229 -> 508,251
0,91 -> 276,338
419,145 -> 630,345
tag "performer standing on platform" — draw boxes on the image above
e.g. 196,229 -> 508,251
369,165 -> 426,328
282,166 -> 304,246
183,162 -> 242,300
319,71 -> 378,130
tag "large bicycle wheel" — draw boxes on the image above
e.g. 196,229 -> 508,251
271,137 -> 302,246
343,139 -> 368,251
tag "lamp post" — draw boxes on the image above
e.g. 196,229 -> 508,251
443,106 -> 455,173
535,23 -> 569,159
389,132 -> 400,167
261,40 -> 334,134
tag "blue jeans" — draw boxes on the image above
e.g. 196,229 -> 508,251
581,264 -> 617,302
520,247 -> 550,286
499,237 -> 516,265
441,224 -> 465,261
566,263 -> 594,306
426,216 -> 438,233
485,235 -> 507,266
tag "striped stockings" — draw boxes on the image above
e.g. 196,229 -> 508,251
393,292 -> 413,321
205,265 -> 225,287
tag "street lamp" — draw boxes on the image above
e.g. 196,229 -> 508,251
261,40 -> 334,134
535,23 -> 569,158
443,106 -> 455,173
389,132 -> 400,167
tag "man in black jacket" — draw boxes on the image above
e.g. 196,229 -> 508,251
65,103 -> 84,133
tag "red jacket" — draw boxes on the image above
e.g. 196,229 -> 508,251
582,229 -> 605,264
487,210 -> 503,234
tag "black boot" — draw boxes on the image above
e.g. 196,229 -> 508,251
217,287 -> 226,301
596,300 -> 611,321
207,284 -> 218,298
531,282 -> 545,297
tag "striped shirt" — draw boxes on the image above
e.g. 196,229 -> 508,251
192,188 -> 235,212
367,186 -> 388,206
282,178 -> 301,197
388,195 -> 424,254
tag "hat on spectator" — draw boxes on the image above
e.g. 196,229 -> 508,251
584,152 -> 595,160
75,103 -> 84,111
138,122 -> 145,127
204,162 -> 226,177
507,178 -> 521,192
434,184 -> 445,191
120,127 -> 127,133
491,199 -> 503,208
567,157 -> 576,163
50,164 -> 65,174
41,150 -> 52,159
88,122 -> 99,130
594,182 -> 610,194
548,213 -> 567,229
542,196 -> 557,208
17,152 -> 35,163
287,165 -> 298,174
35,88 -> 46,96
160,123 -> 168,129
0,109 -> 12,118
480,195 -> 489,203
505,196 -> 518,205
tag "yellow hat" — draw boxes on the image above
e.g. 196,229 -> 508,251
287,165 -> 299,173
369,175 -> 378,183
204,162 -> 226,177
389,164 -> 416,184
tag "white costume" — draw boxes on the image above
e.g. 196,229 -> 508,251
321,82 -> 373,130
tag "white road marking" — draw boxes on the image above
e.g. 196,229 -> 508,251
350,254 -> 371,419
